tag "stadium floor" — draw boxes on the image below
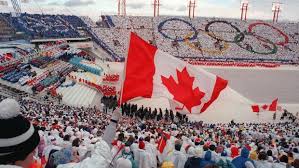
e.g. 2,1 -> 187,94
204,67 -> 299,104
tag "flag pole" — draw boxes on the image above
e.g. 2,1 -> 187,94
118,32 -> 132,106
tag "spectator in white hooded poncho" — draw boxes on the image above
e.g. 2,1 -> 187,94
56,108 -> 122,168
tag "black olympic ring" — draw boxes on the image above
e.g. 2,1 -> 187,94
205,20 -> 245,43
235,32 -> 278,55
158,18 -> 198,42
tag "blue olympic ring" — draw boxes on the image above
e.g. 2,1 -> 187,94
158,18 -> 198,42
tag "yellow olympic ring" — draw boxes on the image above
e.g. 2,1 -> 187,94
184,29 -> 230,55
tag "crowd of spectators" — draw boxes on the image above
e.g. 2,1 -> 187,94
0,95 -> 298,168
0,14 -> 14,41
186,60 -> 281,68
0,47 -> 35,64
280,110 -> 298,122
93,15 -> 299,64
102,74 -> 120,83
1,13 -> 298,64
0,13 -> 86,39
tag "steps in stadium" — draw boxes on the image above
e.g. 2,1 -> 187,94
57,82 -> 100,107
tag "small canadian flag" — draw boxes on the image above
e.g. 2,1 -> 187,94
251,98 -> 279,113
121,33 -> 228,114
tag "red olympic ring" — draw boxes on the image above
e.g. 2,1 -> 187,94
248,22 -> 289,46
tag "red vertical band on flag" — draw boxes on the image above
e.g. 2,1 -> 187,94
251,105 -> 260,113
200,76 -> 228,113
157,137 -> 167,153
122,32 -> 157,103
269,98 -> 278,111
157,132 -> 170,153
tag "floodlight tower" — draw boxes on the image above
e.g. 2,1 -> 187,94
192,0 -> 196,18
153,0 -> 161,17
272,2 -> 282,23
240,0 -> 249,21
122,0 -> 126,16
188,0 -> 191,18
188,0 -> 196,18
117,0 -> 126,16
157,0 -> 161,16
118,0 -> 121,15
153,0 -> 157,17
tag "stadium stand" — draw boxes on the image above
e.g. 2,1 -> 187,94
94,15 -> 299,63
2,13 -> 297,63
0,14 -> 15,41
80,16 -> 97,28
0,13 -> 83,39
0,40 -> 110,108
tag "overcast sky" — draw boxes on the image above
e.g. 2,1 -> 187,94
1,0 -> 298,21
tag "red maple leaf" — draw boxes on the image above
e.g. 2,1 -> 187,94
161,67 -> 205,113
262,104 -> 268,110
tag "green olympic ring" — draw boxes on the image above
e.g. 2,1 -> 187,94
235,32 -> 278,55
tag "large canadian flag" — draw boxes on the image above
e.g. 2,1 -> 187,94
121,33 -> 228,114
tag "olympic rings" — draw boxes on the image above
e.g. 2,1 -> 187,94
205,20 -> 245,43
157,18 -> 291,56
235,32 -> 278,55
158,18 -> 198,42
248,22 -> 289,46
184,29 -> 230,55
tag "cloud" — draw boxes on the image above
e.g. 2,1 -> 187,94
161,5 -> 174,11
176,5 -> 186,12
127,2 -> 146,9
64,0 -> 95,7
34,0 -> 50,2
47,2 -> 60,6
